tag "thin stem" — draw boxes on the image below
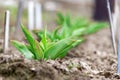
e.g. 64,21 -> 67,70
106,0 -> 117,55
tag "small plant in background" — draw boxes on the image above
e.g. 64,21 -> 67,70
56,13 -> 108,36
12,25 -> 83,60
34,13 -> 108,42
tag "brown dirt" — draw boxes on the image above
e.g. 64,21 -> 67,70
0,28 -> 120,80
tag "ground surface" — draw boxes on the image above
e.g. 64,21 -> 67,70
0,28 -> 119,80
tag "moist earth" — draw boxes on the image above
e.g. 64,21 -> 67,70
0,28 -> 119,80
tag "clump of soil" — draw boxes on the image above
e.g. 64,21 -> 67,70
0,28 -> 120,80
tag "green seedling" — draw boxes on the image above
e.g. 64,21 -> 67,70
12,12 -> 108,60
12,25 -> 84,60
56,13 -> 108,35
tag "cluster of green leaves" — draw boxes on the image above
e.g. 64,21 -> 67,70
12,25 -> 83,60
34,13 -> 108,42
12,13 -> 108,60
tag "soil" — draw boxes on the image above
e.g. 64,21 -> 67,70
0,28 -> 120,80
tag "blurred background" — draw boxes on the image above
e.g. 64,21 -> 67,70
0,0 -> 95,27
0,0 -> 120,38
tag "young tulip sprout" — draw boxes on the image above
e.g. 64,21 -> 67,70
106,0 -> 117,55
4,10 -> 10,53
35,3 -> 42,30
28,0 -> 34,30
